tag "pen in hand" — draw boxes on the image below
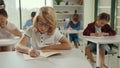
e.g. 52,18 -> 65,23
28,41 -> 40,57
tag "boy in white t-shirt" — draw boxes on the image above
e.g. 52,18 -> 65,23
15,6 -> 72,57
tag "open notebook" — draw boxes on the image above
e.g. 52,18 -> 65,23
23,50 -> 62,60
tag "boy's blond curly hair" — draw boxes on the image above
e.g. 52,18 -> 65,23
33,7 -> 57,36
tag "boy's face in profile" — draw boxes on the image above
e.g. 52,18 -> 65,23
0,15 -> 7,28
96,18 -> 108,27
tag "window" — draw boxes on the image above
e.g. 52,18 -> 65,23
4,0 -> 52,29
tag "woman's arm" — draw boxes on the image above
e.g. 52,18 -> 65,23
41,37 -> 72,50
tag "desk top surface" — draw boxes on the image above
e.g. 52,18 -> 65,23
0,37 -> 19,46
60,30 -> 83,34
82,35 -> 120,44
0,49 -> 92,68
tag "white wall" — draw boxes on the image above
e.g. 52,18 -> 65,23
4,0 -> 94,30
83,0 -> 94,29
46,0 -> 53,7
4,0 -> 46,29
4,0 -> 20,29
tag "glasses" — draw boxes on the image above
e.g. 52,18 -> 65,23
37,22 -> 50,28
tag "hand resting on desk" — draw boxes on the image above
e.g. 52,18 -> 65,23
90,32 -> 109,37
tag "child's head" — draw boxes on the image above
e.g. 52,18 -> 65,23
96,12 -> 110,27
31,11 -> 36,18
0,9 -> 8,28
0,0 -> 5,9
31,11 -> 36,22
33,6 -> 57,35
71,14 -> 80,24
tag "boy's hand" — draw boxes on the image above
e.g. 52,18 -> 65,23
90,32 -> 109,36
90,33 -> 99,36
28,49 -> 40,57
68,26 -> 72,30
98,32 -> 109,36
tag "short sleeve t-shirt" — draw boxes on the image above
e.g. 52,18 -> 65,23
95,26 -> 101,33
0,22 -> 17,38
23,19 -> 32,27
7,22 -> 17,30
25,27 -> 64,49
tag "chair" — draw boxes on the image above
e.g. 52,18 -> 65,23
105,44 -> 118,68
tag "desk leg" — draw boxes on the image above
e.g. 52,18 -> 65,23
118,43 -> 120,58
67,33 -> 69,40
96,43 -> 100,68
117,43 -> 120,68
82,39 -> 86,55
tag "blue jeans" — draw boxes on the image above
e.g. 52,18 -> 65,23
88,42 -> 110,52
69,34 -> 80,43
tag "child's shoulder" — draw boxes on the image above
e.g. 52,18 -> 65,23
7,22 -> 16,30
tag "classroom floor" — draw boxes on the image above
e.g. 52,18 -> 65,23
71,44 -> 120,68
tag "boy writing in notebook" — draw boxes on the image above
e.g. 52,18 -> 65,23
15,6 -> 72,57
65,10 -> 81,48
83,13 -> 116,68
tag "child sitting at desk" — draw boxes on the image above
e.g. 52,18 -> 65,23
15,6 -> 72,57
83,13 -> 116,68
65,10 -> 81,48
23,11 -> 36,31
0,9 -> 22,51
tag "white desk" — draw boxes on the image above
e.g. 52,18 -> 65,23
82,35 -> 120,68
60,30 -> 83,39
0,49 -> 92,68
0,37 -> 20,46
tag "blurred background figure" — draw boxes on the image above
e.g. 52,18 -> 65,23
0,9 -> 22,51
23,11 -> 36,30
0,0 -> 5,9
65,10 -> 81,48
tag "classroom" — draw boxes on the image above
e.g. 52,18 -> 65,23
0,0 -> 120,68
